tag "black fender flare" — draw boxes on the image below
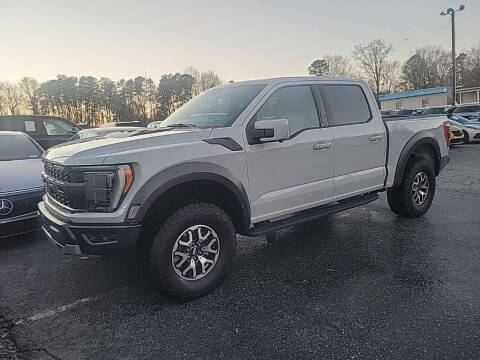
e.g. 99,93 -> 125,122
127,162 -> 251,233
393,131 -> 441,188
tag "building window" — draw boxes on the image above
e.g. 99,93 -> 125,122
421,98 -> 429,108
395,101 -> 402,110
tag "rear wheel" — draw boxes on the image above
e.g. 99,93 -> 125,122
143,202 -> 236,301
463,130 -> 470,144
387,158 -> 435,218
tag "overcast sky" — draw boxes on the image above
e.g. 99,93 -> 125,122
1,0 -> 478,83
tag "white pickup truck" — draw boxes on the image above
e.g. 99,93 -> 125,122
39,77 -> 449,301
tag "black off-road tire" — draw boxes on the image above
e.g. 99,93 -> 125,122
143,203 -> 236,301
387,158 -> 436,218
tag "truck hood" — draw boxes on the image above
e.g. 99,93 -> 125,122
0,158 -> 43,194
44,128 -> 212,165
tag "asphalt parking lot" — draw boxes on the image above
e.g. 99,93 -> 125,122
1,144 -> 480,360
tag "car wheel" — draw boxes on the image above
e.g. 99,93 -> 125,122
463,130 -> 469,144
145,203 -> 236,301
387,158 -> 435,218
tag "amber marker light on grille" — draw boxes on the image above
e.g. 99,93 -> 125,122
123,166 -> 133,194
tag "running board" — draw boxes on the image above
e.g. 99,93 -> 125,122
247,193 -> 379,237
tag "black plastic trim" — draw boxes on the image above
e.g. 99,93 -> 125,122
393,131 -> 441,187
248,192 -> 379,236
128,162 -> 251,233
204,137 -> 243,151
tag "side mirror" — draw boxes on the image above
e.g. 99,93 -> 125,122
248,119 -> 289,144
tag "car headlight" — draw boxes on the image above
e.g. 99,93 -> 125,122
84,164 -> 133,212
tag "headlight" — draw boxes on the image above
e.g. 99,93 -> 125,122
84,164 -> 133,212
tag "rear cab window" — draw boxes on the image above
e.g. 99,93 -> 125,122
318,84 -> 372,126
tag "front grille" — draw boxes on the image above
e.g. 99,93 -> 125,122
43,161 -> 84,183
452,130 -> 462,137
43,160 -> 85,210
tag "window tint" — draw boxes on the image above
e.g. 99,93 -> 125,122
0,134 -> 42,161
252,85 -> 319,136
42,118 -> 74,135
322,85 -> 371,126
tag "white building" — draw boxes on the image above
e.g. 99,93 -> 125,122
379,87 -> 449,111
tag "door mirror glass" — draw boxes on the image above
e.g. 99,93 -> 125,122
249,118 -> 289,143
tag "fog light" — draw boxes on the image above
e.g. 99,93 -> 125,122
82,231 -> 117,245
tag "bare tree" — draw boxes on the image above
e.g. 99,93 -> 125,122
402,46 -> 451,89
198,71 -> 222,92
19,77 -> 40,114
382,61 -> 403,94
0,82 -> 24,115
353,39 -> 393,101
324,55 -> 355,77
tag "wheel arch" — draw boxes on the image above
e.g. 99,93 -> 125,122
128,162 -> 251,235
393,131 -> 441,188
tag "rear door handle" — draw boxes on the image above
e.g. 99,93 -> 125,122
369,135 -> 383,142
313,142 -> 332,150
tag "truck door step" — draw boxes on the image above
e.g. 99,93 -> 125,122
247,192 -> 379,237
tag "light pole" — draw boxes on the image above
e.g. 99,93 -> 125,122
441,5 -> 465,106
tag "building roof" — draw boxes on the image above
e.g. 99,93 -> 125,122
379,87 -> 449,101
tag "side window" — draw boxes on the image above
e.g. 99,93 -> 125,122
321,85 -> 372,126
42,118 -> 74,135
252,85 -> 319,136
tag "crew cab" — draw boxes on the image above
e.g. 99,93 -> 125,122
38,77 -> 449,301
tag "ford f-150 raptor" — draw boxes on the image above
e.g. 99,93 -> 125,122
39,77 -> 450,301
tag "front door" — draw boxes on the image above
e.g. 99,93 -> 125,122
245,84 -> 334,224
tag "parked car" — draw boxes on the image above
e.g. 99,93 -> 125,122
448,123 -> 465,145
0,115 -> 79,149
70,127 -> 144,141
448,115 -> 480,143
147,121 -> 163,129
421,106 -> 454,115
0,132 -> 44,238
382,109 -> 420,118
101,121 -> 144,128
452,104 -> 480,120
39,77 -> 449,301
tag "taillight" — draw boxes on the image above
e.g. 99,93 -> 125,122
443,122 -> 450,147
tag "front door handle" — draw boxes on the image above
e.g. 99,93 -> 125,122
313,142 -> 332,150
369,135 -> 383,142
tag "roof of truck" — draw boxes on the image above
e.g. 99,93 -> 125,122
217,76 -> 361,88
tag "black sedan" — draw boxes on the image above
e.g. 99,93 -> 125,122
0,132 -> 44,238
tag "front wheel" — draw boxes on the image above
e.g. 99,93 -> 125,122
463,130 -> 470,144
144,203 -> 237,301
387,158 -> 436,218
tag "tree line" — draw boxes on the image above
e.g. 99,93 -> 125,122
307,39 -> 480,101
0,67 -> 222,127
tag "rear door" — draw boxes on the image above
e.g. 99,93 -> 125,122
245,83 -> 334,223
318,83 -> 386,200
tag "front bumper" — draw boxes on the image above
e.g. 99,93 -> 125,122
38,201 -> 141,255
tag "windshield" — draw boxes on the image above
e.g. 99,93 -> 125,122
454,106 -> 480,113
0,134 -> 42,161
449,115 -> 471,124
161,84 -> 265,128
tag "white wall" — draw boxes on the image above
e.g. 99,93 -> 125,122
381,93 -> 448,110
